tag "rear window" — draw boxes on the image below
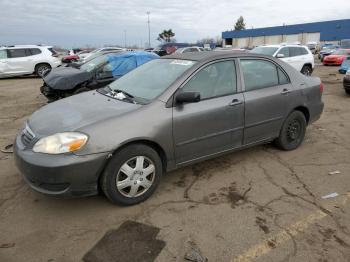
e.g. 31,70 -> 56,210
250,47 -> 278,56
29,48 -> 41,55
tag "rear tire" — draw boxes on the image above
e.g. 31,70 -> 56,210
35,63 -> 51,77
301,65 -> 312,76
345,89 -> 350,95
101,144 -> 163,205
275,111 -> 306,151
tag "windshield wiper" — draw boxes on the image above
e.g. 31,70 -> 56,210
114,89 -> 134,98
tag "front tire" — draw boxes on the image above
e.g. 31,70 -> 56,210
275,111 -> 307,151
101,144 -> 163,205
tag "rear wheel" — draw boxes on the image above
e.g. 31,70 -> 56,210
345,89 -> 350,95
301,65 -> 312,76
275,111 -> 306,151
35,64 -> 51,77
101,144 -> 162,205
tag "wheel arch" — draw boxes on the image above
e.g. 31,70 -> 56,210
293,106 -> 310,124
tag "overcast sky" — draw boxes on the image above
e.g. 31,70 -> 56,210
0,0 -> 349,48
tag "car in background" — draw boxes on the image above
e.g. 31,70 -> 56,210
340,39 -> 350,49
174,46 -> 204,54
250,44 -> 314,75
307,42 -> 318,54
339,57 -> 350,74
79,47 -> 125,62
343,70 -> 350,95
14,51 -> 324,205
214,47 -> 246,52
40,51 -> 159,101
322,49 -> 350,66
318,45 -> 339,61
152,43 -> 190,56
61,54 -> 79,63
0,45 -> 61,78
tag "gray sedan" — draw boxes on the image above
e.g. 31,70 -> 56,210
14,52 -> 324,205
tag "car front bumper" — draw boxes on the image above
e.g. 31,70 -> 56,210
14,134 -> 110,197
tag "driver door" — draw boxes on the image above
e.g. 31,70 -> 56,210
172,60 -> 244,165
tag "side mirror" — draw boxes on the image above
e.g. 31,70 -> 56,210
175,92 -> 200,104
276,53 -> 285,58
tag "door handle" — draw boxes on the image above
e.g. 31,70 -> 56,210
281,88 -> 291,95
228,99 -> 243,106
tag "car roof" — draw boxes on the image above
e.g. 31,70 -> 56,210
163,51 -> 276,62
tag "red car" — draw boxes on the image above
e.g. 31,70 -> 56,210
323,49 -> 350,65
61,54 -> 79,63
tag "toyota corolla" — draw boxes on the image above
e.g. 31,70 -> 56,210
14,52 -> 324,205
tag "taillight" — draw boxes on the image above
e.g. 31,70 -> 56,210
320,82 -> 324,93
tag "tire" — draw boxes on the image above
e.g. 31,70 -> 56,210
301,65 -> 312,76
35,64 -> 51,77
275,111 -> 307,151
345,89 -> 350,95
101,144 -> 163,205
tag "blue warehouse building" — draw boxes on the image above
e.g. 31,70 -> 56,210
222,19 -> 350,48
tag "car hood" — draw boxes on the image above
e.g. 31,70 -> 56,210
43,66 -> 92,91
325,55 -> 344,59
28,91 -> 141,136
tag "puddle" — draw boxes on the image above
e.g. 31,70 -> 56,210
83,221 -> 165,262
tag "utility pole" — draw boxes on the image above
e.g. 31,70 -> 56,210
124,30 -> 127,48
147,11 -> 151,48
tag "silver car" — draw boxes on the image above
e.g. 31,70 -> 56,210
14,52 -> 324,205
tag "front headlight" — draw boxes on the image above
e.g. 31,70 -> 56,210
33,132 -> 88,154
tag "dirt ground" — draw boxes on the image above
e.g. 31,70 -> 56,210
0,63 -> 350,262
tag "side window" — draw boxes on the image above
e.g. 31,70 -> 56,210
277,47 -> 289,57
0,50 -> 8,59
182,60 -> 236,100
278,68 -> 290,85
241,59 -> 279,91
29,48 -> 42,55
8,49 -> 28,58
299,47 -> 309,55
289,47 -> 302,57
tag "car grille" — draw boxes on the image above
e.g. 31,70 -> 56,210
21,124 -> 36,148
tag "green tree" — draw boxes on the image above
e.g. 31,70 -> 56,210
157,29 -> 175,43
234,16 -> 246,31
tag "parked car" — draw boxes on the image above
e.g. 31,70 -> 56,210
40,51 -> 159,101
214,47 -> 246,52
307,42 -> 318,54
340,39 -> 350,49
250,44 -> 314,75
343,70 -> 350,95
339,57 -> 350,74
0,45 -> 61,78
175,46 -> 204,54
323,49 -> 350,66
14,52 -> 324,205
67,50 -> 125,68
152,43 -> 190,56
318,45 -> 339,61
80,47 -> 125,62
61,54 -> 79,63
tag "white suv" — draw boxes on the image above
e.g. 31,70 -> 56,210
0,45 -> 61,78
251,44 -> 315,75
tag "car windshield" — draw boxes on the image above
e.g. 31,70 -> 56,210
250,46 -> 278,56
334,50 -> 348,55
80,55 -> 108,72
108,59 -> 196,102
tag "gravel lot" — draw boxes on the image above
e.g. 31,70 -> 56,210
0,63 -> 350,262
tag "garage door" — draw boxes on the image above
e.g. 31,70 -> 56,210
305,32 -> 320,43
252,36 -> 264,47
285,34 -> 299,43
237,37 -> 248,48
266,35 -> 281,45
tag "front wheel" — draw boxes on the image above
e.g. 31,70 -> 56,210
35,64 -> 51,77
101,144 -> 163,205
275,111 -> 307,151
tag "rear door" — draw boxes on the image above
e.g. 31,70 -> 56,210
288,47 -> 304,71
240,58 -> 292,144
172,59 -> 244,164
6,48 -> 33,75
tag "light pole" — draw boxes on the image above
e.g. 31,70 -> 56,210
147,11 -> 151,48
124,29 -> 127,48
